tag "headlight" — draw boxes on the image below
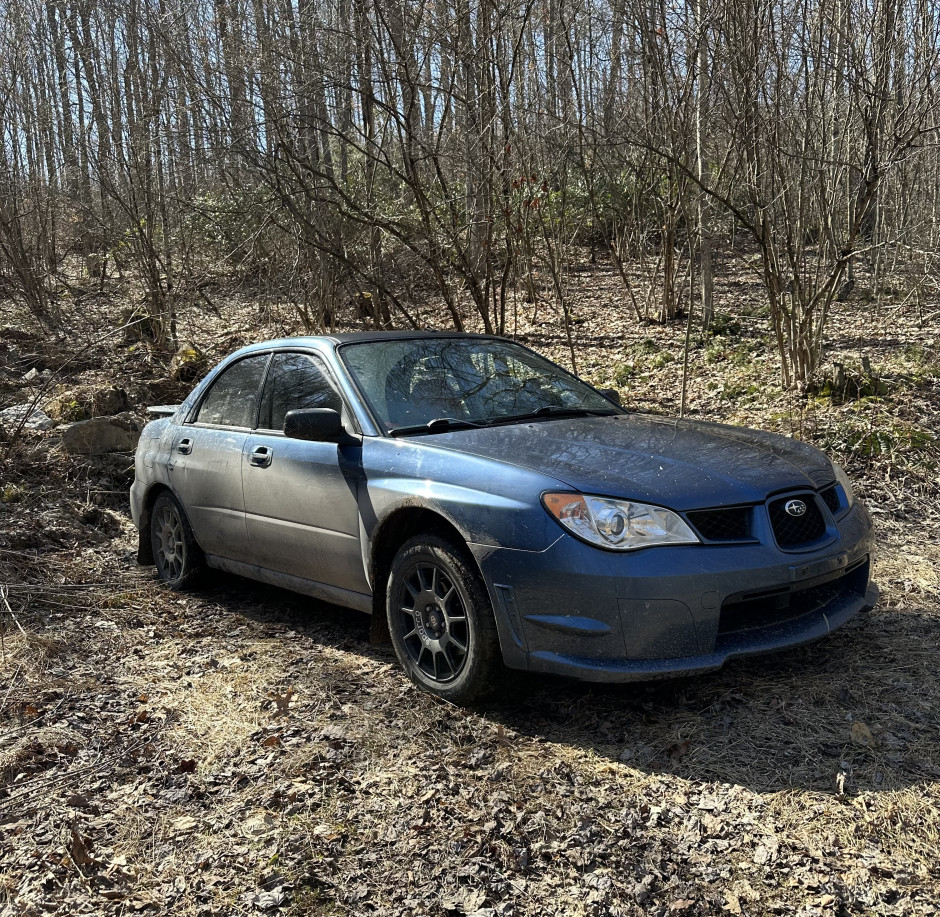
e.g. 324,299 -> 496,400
832,461 -> 856,508
542,492 -> 699,551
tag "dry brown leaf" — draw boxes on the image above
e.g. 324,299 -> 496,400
271,687 -> 295,716
668,739 -> 691,764
733,880 -> 760,902
851,721 -> 876,748
69,828 -> 94,868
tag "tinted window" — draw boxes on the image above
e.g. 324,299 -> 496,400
258,352 -> 343,431
195,355 -> 269,427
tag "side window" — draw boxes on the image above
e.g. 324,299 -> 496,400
258,353 -> 343,431
195,355 -> 269,428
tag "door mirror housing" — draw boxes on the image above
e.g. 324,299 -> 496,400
284,408 -> 345,442
598,387 -> 622,406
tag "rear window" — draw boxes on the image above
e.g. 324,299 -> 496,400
257,353 -> 343,431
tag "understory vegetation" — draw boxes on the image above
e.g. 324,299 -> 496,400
0,251 -> 938,915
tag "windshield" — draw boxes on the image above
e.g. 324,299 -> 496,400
339,337 -> 620,433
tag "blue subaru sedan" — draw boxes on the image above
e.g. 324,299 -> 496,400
131,333 -> 877,703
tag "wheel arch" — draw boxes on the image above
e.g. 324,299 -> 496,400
136,482 -> 173,565
368,507 -> 479,644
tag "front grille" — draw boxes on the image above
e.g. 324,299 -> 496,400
686,507 -> 751,542
768,494 -> 827,547
819,484 -> 840,514
718,558 -> 869,635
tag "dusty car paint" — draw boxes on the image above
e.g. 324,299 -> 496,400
131,333 -> 877,683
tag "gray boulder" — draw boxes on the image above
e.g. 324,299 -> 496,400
0,404 -> 56,432
45,385 -> 130,423
61,413 -> 142,454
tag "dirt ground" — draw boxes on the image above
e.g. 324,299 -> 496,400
0,255 -> 938,916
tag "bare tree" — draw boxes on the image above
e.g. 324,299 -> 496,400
0,0 -> 937,382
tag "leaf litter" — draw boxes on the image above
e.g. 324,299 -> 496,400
1,261 -> 939,916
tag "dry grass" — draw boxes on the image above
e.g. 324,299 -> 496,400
1,263 -> 939,916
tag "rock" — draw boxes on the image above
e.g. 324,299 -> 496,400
91,386 -> 129,416
23,367 -> 39,382
60,413 -> 142,454
120,304 -> 160,342
45,386 -> 129,422
0,404 -> 56,432
169,342 -> 206,383
44,392 -> 90,423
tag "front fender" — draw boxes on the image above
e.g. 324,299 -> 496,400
360,437 -> 564,551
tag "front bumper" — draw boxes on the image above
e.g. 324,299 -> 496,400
471,501 -> 876,682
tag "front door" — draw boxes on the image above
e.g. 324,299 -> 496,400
242,351 -> 369,595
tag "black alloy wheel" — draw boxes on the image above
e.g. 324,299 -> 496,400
387,535 -> 501,704
150,491 -> 203,590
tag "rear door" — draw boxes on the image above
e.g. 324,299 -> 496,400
168,353 -> 270,562
242,351 -> 369,595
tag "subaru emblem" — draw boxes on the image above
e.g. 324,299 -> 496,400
785,499 -> 807,517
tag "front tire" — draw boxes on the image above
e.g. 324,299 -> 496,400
387,535 -> 502,704
150,491 -> 203,590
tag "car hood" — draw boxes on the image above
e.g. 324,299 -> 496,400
420,414 -> 835,510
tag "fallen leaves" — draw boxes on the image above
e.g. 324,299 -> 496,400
753,836 -> 780,865
851,721 -> 877,748
69,826 -> 95,868
724,879 -> 760,915
269,687 -> 295,717
1,284 -> 940,917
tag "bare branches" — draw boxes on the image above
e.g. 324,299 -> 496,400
0,0 -> 937,378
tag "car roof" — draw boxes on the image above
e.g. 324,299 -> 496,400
316,330 -> 497,344
232,330 -> 501,356
330,330 -> 499,343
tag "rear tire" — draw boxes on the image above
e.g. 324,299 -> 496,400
150,491 -> 203,590
387,535 -> 502,704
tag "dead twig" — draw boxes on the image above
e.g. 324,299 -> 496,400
1,584 -> 29,664
0,665 -> 20,716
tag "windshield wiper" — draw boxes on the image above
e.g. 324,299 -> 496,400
388,407 -> 618,436
490,406 -> 619,425
388,417 -> 490,437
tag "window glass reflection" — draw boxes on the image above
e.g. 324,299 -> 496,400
258,353 -> 342,431
341,338 -> 616,430
196,355 -> 269,428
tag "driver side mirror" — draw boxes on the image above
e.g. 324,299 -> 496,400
599,387 -> 622,406
284,408 -> 345,442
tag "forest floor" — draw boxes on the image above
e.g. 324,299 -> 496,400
0,252 -> 938,917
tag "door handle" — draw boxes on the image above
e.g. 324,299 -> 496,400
177,438 -> 193,455
249,445 -> 273,468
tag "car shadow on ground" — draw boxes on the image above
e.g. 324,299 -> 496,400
192,568 -> 938,797
487,613 -> 940,796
